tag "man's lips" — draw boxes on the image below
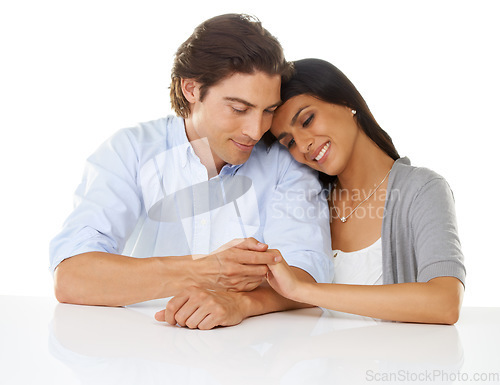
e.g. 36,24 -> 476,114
231,139 -> 256,152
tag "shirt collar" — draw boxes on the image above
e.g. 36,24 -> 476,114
172,116 -> 244,175
168,117 -> 193,169
220,163 -> 243,176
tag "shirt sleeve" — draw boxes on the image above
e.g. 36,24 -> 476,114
262,150 -> 334,284
410,177 -> 466,285
48,129 -> 143,273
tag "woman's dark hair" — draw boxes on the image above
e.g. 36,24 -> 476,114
265,58 -> 399,186
170,14 -> 293,118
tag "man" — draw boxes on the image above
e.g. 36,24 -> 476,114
50,14 -> 332,330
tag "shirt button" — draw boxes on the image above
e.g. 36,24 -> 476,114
200,219 -> 207,226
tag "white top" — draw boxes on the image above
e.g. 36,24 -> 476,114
332,238 -> 383,285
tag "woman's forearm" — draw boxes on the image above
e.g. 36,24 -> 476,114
240,267 -> 316,318
297,277 -> 464,324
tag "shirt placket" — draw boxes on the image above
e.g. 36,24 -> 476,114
190,161 -> 211,256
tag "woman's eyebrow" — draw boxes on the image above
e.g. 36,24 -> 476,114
291,106 -> 309,126
276,132 -> 289,141
275,105 -> 311,141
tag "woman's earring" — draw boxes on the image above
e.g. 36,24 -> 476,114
351,109 -> 357,115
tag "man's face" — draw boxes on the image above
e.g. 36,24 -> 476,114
185,71 -> 281,169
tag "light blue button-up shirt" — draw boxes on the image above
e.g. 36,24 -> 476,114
49,116 -> 333,283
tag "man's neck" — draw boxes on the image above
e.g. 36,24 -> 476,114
184,118 -> 225,179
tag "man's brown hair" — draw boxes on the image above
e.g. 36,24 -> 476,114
170,14 -> 293,118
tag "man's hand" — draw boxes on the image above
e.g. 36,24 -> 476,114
155,287 -> 248,330
155,248 -> 315,330
194,238 -> 282,292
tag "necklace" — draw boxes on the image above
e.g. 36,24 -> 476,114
331,168 -> 391,223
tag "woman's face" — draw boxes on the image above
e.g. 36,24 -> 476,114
271,94 -> 360,176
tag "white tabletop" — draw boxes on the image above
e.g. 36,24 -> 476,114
1,296 -> 499,384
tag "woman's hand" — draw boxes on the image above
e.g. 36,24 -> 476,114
266,250 -> 306,302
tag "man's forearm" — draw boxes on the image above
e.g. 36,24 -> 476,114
53,238 -> 276,307
54,252 -> 197,306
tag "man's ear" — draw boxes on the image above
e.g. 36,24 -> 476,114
180,78 -> 200,103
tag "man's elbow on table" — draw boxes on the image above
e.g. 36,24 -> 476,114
53,257 -> 85,305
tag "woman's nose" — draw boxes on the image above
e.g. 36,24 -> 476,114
297,137 -> 313,154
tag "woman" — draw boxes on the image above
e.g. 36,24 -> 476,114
266,59 -> 465,324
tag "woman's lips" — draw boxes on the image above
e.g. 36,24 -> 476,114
313,141 -> 331,163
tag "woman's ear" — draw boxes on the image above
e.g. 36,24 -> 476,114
180,78 -> 200,103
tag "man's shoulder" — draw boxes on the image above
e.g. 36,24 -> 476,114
248,141 -> 294,163
243,141 -> 296,174
101,116 -> 184,158
114,116 -> 181,144
240,141 -> 320,187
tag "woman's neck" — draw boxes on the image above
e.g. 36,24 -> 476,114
336,133 -> 395,194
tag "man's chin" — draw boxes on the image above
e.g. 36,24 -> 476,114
225,152 -> 252,166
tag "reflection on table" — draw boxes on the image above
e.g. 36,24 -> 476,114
49,299 -> 464,385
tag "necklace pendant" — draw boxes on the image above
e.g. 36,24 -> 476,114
340,217 -> 347,223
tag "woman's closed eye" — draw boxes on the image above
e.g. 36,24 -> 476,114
302,114 -> 314,128
286,138 -> 295,149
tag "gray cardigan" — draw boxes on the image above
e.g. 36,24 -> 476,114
381,157 -> 466,285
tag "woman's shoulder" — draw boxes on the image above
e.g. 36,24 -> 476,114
390,157 -> 447,190
387,156 -> 454,209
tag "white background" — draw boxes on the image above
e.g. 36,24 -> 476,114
1,0 -> 498,306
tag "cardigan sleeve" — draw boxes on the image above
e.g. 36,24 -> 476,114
409,177 -> 466,285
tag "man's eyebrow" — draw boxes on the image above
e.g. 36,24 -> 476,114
224,97 -> 282,110
291,106 -> 309,126
267,101 -> 283,109
224,97 -> 256,108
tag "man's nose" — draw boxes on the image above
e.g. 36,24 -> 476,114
241,114 -> 267,141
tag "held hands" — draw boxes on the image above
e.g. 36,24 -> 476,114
155,249 -> 306,330
155,238 -> 283,330
196,237 -> 282,292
